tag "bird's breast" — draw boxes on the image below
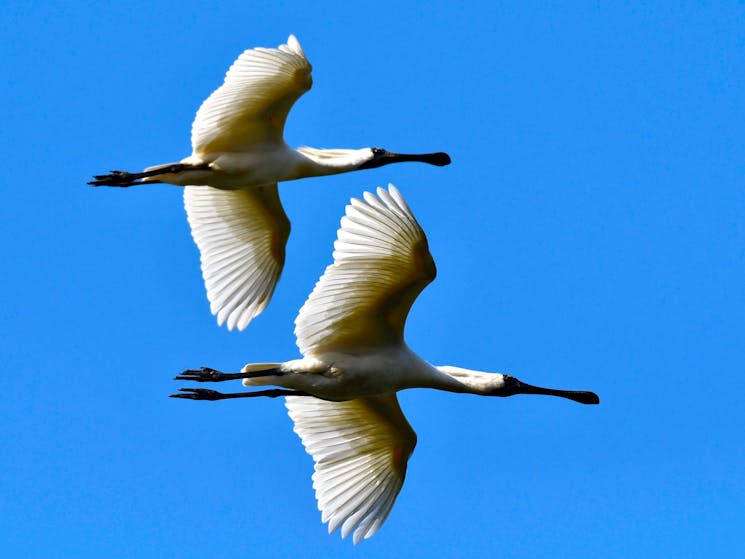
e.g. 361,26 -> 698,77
284,349 -> 434,401
190,147 -> 304,189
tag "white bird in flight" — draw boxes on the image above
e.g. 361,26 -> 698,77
89,35 -> 450,331
171,184 -> 600,544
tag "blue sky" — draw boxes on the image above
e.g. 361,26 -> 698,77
2,1 -> 743,557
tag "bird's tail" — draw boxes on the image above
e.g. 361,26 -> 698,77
241,362 -> 284,387
143,161 -> 184,174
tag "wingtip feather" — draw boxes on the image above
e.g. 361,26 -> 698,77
285,34 -> 305,58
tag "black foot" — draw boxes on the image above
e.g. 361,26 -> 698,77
88,170 -> 154,187
170,388 -> 225,401
174,367 -> 228,382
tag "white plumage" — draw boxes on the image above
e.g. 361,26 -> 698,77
183,185 -> 289,331
294,185 -> 433,356
190,35 -> 311,155
286,394 -> 415,544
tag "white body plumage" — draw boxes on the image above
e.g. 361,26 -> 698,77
242,347 -> 477,401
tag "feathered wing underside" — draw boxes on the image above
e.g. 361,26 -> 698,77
294,185 -> 436,355
191,35 -> 312,154
285,394 -> 417,544
184,184 -> 290,331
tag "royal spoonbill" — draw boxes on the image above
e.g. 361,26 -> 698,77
171,185 -> 600,544
89,35 -> 450,331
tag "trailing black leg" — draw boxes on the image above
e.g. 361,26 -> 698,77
169,388 -> 312,400
88,162 -> 210,187
174,366 -> 283,383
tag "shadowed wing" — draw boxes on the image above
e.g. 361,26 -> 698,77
191,35 -> 312,155
295,185 -> 436,355
285,393 -> 417,544
184,184 -> 290,331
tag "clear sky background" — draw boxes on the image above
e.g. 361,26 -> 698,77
2,2 -> 743,557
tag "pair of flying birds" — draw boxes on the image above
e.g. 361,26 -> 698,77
91,35 -> 599,544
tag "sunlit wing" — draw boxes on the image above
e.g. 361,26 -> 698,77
294,185 -> 436,355
191,35 -> 312,155
184,184 -> 290,331
285,394 -> 417,544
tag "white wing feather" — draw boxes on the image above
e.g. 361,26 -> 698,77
191,34 -> 312,155
184,184 -> 290,331
286,394 -> 417,544
294,184 -> 436,355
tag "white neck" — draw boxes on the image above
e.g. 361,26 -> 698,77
431,366 -> 508,395
294,146 -> 372,176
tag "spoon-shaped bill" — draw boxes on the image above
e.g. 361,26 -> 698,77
515,379 -> 600,405
358,149 -> 451,170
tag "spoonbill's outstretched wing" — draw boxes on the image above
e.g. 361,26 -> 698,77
285,394 -> 417,544
184,184 -> 290,331
294,184 -> 436,355
191,34 -> 312,155
184,36 -> 308,330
